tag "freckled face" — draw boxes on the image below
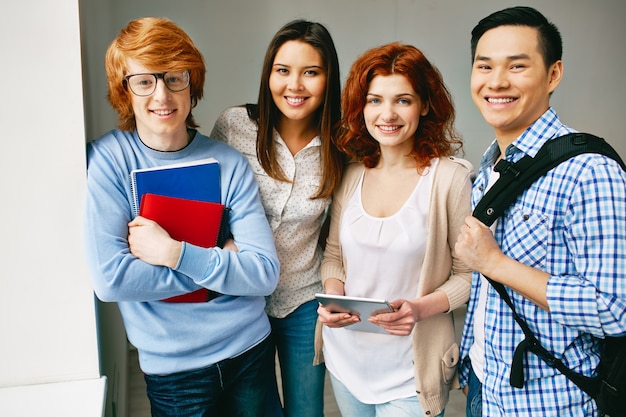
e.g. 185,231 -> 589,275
363,74 -> 428,152
269,41 -> 327,125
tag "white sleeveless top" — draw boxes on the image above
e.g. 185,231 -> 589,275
323,159 -> 436,403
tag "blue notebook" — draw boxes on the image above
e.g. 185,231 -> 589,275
130,158 -> 220,216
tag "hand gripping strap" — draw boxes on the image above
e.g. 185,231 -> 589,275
474,133 -> 624,396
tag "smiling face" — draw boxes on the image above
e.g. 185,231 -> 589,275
363,74 -> 428,153
126,59 -> 192,150
269,40 -> 327,127
471,25 -> 562,145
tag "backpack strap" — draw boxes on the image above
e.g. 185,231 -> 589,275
474,133 -> 625,226
488,274 -> 599,396
472,132 -> 624,395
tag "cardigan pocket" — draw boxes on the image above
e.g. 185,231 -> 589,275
441,342 -> 460,384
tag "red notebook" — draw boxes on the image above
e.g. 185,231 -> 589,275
139,193 -> 228,302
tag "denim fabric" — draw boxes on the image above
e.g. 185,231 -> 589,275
144,336 -> 273,417
329,373 -> 443,417
466,365 -> 483,417
265,299 -> 326,417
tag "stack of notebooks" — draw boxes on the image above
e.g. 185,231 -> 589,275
130,158 -> 228,302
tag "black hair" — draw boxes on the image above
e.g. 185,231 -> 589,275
471,6 -> 562,70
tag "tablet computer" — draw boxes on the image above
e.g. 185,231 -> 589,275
315,293 -> 393,334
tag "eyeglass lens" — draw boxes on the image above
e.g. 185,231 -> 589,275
126,71 -> 189,96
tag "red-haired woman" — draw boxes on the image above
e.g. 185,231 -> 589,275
316,42 -> 472,417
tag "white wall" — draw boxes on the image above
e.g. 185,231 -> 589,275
82,0 -> 626,167
0,0 -> 102,413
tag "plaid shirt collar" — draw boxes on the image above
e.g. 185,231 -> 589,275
479,107 -> 567,169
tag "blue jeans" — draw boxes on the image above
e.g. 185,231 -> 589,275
265,299 -> 325,417
144,336 -> 273,417
466,364 -> 483,417
329,373 -> 443,417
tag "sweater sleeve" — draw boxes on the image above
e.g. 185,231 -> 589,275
175,149 -> 280,296
84,139 -> 202,302
320,162 -> 363,286
432,158 -> 473,312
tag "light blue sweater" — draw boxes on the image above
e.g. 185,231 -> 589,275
84,129 -> 279,375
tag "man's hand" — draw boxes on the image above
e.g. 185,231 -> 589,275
128,216 -> 182,268
455,215 -> 503,277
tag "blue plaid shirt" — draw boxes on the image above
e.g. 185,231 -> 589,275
458,108 -> 626,416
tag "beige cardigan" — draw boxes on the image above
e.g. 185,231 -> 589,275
314,157 -> 473,416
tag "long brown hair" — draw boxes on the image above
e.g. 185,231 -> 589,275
105,17 -> 206,131
339,42 -> 462,169
251,20 -> 344,199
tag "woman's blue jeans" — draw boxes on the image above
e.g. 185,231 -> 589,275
144,336 -> 273,417
329,372 -> 443,417
265,299 -> 326,417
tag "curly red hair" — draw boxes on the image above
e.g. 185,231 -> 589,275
105,17 -> 206,131
338,42 -> 462,169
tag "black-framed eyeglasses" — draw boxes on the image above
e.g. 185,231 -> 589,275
123,71 -> 190,96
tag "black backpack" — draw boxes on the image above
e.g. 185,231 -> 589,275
472,132 -> 626,417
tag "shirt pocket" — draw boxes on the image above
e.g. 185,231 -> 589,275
501,208 -> 549,269
298,174 -> 329,208
281,174 -> 329,224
